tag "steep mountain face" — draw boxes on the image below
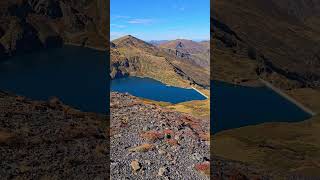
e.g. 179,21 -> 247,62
110,35 -> 210,88
159,39 -> 210,69
212,0 -> 320,89
0,0 -> 108,59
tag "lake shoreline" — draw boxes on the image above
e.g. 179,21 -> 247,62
64,43 -> 107,52
259,78 -> 316,116
111,76 -> 207,104
191,87 -> 209,99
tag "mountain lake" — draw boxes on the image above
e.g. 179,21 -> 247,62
111,76 -> 207,104
211,80 -> 312,133
0,46 -> 108,114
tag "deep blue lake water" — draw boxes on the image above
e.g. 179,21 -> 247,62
211,80 -> 312,133
111,76 -> 207,104
0,46 -> 108,114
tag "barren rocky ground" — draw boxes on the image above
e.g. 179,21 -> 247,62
110,92 -> 210,179
110,92 -> 269,179
0,91 -> 109,179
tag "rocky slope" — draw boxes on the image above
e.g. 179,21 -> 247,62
212,0 -> 320,89
110,92 -> 269,179
0,91 -> 109,179
110,35 -> 210,88
0,0 -> 108,60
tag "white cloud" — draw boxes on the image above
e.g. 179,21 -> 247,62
127,19 -> 154,25
112,15 -> 131,19
111,24 -> 126,28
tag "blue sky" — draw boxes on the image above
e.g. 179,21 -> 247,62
111,0 -> 210,41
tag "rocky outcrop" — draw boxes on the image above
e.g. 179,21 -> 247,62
110,55 -> 141,79
0,16 -> 44,55
0,0 -> 108,60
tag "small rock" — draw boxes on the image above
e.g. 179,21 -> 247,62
171,159 -> 177,165
174,135 -> 180,140
158,167 -> 168,176
129,144 -> 154,153
145,160 -> 151,165
191,153 -> 203,161
114,133 -> 122,138
166,153 -> 173,161
143,126 -> 149,131
131,159 -> 141,172
158,149 -> 166,155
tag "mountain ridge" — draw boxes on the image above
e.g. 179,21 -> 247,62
158,39 -> 210,69
110,35 -> 210,89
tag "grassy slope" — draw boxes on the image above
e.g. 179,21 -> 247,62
142,88 -> 210,120
117,47 -> 190,87
166,88 -> 210,119
111,36 -> 192,87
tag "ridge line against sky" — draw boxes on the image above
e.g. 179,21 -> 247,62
110,0 -> 210,41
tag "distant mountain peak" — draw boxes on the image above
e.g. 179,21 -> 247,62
113,35 -> 140,42
111,35 -> 157,52
176,41 -> 185,49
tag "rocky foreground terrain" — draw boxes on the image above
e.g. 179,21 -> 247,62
110,92 -> 270,179
0,91 -> 109,179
